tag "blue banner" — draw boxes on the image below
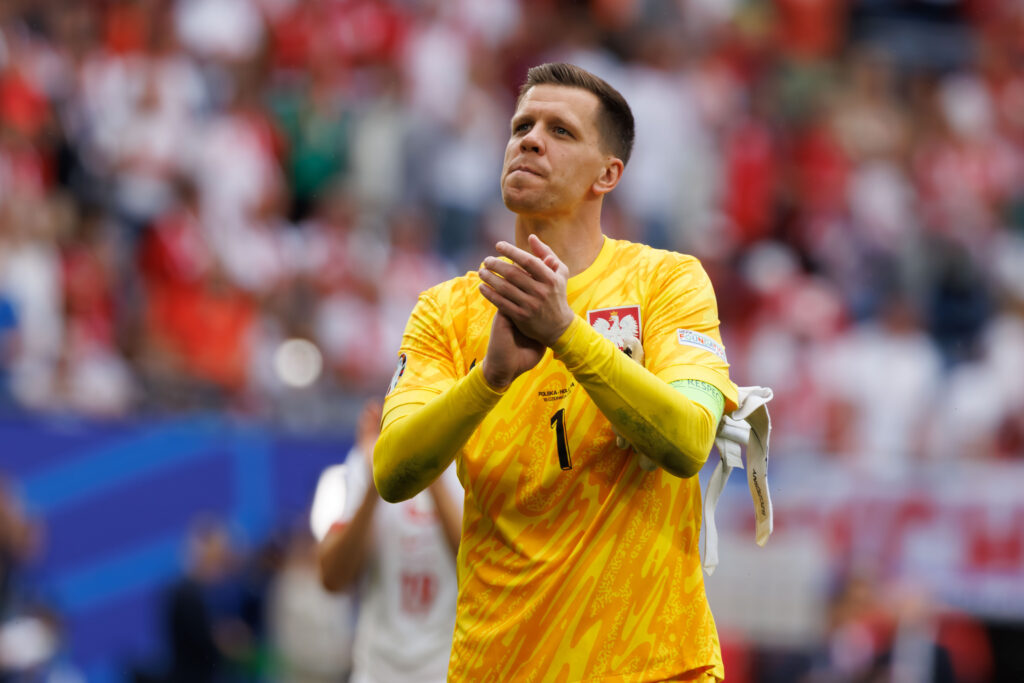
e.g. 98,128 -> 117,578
0,413 -> 350,679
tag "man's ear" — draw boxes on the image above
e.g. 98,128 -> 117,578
592,157 -> 624,196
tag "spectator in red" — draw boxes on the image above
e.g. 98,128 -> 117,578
140,178 -> 256,406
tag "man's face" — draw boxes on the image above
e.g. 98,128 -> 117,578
500,84 -> 612,217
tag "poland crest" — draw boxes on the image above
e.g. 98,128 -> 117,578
588,305 -> 641,350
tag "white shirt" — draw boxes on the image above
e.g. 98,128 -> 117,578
310,452 -> 462,683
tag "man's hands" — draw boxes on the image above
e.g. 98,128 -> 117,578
479,312 -> 546,390
478,235 -> 576,389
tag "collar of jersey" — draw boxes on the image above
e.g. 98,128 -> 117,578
566,235 -> 614,300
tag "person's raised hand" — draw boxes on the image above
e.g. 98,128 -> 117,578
357,400 -> 383,470
479,311 -> 545,390
478,234 -> 575,348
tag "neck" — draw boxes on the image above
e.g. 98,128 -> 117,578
513,212 -> 605,278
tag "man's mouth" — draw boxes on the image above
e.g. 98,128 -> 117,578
509,163 -> 541,176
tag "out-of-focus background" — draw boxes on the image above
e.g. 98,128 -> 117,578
0,0 -> 1022,681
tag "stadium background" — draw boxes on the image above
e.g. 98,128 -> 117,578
1,0 -> 1023,681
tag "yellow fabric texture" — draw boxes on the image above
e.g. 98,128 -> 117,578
376,237 -> 738,682
551,317 -> 722,478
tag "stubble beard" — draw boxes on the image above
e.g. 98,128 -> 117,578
501,175 -> 555,216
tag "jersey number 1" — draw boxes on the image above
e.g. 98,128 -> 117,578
550,408 -> 572,470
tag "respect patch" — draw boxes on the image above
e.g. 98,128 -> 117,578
676,329 -> 728,363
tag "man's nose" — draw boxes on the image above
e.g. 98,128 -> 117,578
520,128 -> 542,154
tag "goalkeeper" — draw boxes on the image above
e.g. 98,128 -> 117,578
375,63 -> 738,682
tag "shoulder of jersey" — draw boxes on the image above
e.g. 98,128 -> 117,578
420,271 -> 482,301
610,239 -> 699,273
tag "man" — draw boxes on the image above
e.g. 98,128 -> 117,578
374,63 -> 738,682
312,400 -> 463,683
162,518 -> 253,683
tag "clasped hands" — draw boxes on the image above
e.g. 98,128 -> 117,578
477,234 -> 575,390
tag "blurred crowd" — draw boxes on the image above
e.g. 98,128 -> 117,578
0,477 -> 358,683
0,476 -> 1002,683
1,0 -> 1023,471
130,517 -> 357,683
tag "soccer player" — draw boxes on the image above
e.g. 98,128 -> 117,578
374,63 -> 739,682
312,400 -> 463,683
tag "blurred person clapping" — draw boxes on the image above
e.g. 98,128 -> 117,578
310,400 -> 462,683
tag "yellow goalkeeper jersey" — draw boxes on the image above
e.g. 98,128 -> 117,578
383,237 -> 738,682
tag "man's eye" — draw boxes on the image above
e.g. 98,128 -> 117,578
514,122 -> 531,133
554,127 -> 570,136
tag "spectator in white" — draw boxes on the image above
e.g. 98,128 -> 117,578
174,0 -> 265,65
744,265 -> 848,457
925,301 -> 1024,462
104,21 -> 206,230
347,65 -> 411,212
426,60 -> 507,264
1,197 -> 65,411
817,293 -> 944,478
310,400 -> 462,683
193,78 -> 284,264
108,65 -> 193,229
615,27 -> 717,251
401,3 -> 471,128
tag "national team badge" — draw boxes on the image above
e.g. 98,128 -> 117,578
588,306 -> 641,349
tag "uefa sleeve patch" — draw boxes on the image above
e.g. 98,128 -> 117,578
676,329 -> 728,363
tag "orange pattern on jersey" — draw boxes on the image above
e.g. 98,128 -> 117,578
385,238 -> 736,682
